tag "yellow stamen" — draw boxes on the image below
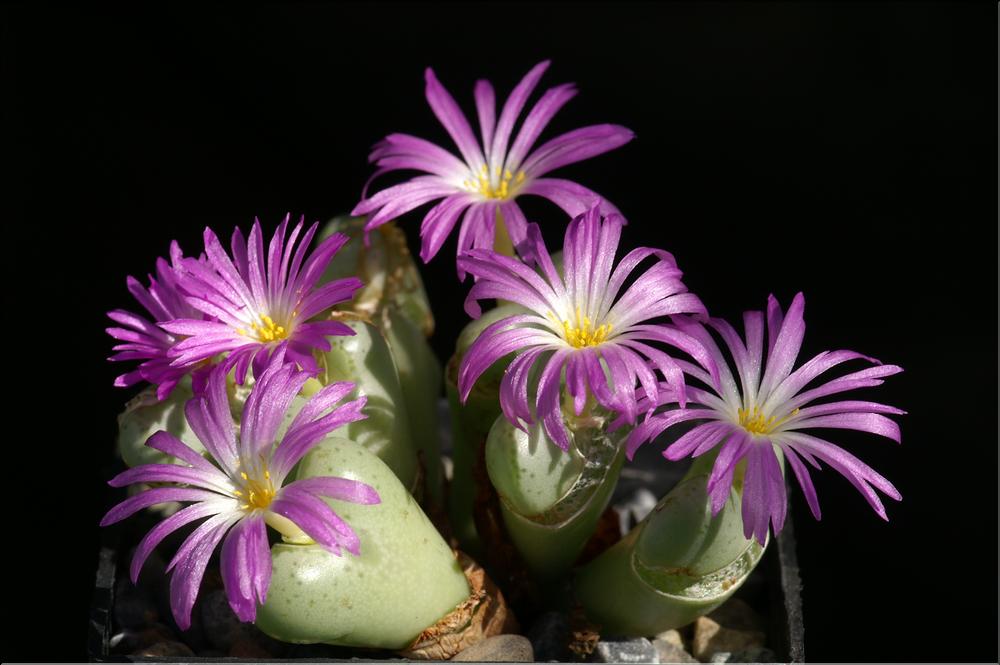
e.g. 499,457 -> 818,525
243,313 -> 290,343
557,306 -> 613,349
236,463 -> 277,511
465,167 -> 527,200
738,406 -> 799,435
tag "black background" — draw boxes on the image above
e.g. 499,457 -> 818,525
4,2 -> 997,662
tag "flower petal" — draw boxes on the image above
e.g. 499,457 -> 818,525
130,501 -> 233,584
764,349 -> 883,412
504,83 -> 577,172
425,67 -> 485,170
520,178 -> 619,218
108,463 -> 233,495
757,292 -> 806,401
184,366 -> 239,473
662,421 -> 731,461
499,346 -> 549,429
781,444 -> 822,520
145,431 -> 220,476
536,348 -> 571,450
268,490 -> 361,556
780,432 -> 901,520
474,79 -> 496,162
785,364 -> 904,410
489,60 -> 550,173
284,476 -> 381,505
271,391 -> 368,481
625,408 -> 717,460
420,194 -> 475,262
240,359 -> 310,459
520,124 -> 635,177
783,412 -> 902,443
168,513 -> 241,630
220,514 -> 271,622
706,431 -> 752,515
100,487 -> 221,526
459,315 -> 555,402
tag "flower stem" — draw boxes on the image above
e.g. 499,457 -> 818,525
493,209 -> 515,257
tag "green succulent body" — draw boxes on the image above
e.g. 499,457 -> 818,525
321,320 -> 418,493
255,438 -> 470,648
575,454 -> 767,634
486,416 -> 625,579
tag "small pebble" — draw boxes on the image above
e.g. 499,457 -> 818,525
452,634 -> 534,662
707,598 -> 766,633
728,646 -> 778,663
692,617 -> 766,661
628,488 -> 658,524
131,640 -> 195,657
528,611 -> 571,661
654,638 -> 698,663
589,637 -> 658,663
113,580 -> 158,629
200,589 -> 253,650
229,638 -> 277,658
614,487 -> 659,533
284,643 -> 355,658
109,622 -> 174,653
655,628 -> 686,649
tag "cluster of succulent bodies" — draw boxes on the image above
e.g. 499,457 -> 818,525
103,60 -> 903,651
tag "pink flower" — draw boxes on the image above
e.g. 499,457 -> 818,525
106,240 -> 204,400
100,353 -> 378,628
353,60 -> 634,276
163,215 -> 362,384
626,293 -> 904,545
458,206 -> 716,450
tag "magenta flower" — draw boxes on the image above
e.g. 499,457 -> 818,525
100,353 -> 378,628
626,293 -> 904,545
106,240 -> 205,400
163,215 -> 362,384
352,60 -> 634,273
457,206 -> 716,451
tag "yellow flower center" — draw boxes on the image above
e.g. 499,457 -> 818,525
464,164 -> 526,200
738,406 -> 798,435
557,307 -> 613,349
234,468 -> 276,511
237,314 -> 290,343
